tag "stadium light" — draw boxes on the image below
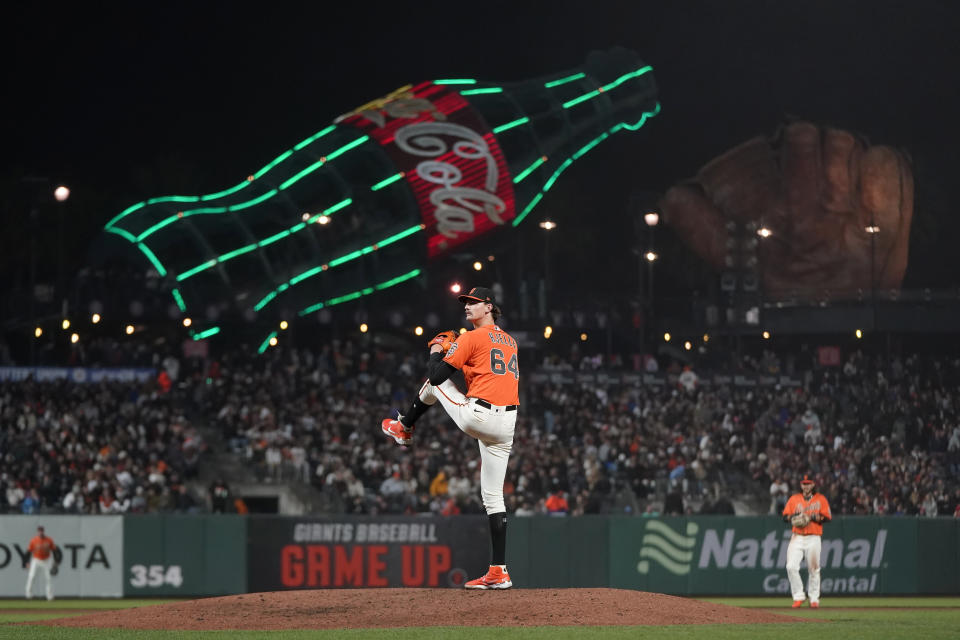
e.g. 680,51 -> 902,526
183,317 -> 192,327
644,211 -> 659,227
758,227 -> 772,238
855,329 -> 863,339
61,319 -> 70,330
544,325 -> 553,339
459,327 -> 467,335
415,326 -> 424,336
450,283 -> 462,294
316,215 -> 331,225
54,185 -> 70,202
684,341 -> 692,351
663,332 -> 671,342
645,251 -> 658,262
360,323 -> 368,333
473,261 -> 483,271
125,325 -> 135,335
703,333 -> 710,343
269,336 -> 278,347
91,313 -> 101,324
539,219 -> 557,230
580,333 -> 588,341
280,320 -> 289,330
70,333 -> 79,344
763,331 -> 771,339
865,225 -> 880,234
34,327 -> 42,338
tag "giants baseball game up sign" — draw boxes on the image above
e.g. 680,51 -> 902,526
337,83 -> 516,257
247,515 -> 490,590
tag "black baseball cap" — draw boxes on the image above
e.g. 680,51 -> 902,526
458,286 -> 496,305
801,474 -> 816,485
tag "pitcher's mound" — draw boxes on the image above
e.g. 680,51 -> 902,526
42,589 -> 813,630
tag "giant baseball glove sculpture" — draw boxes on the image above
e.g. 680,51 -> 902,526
660,121 -> 914,299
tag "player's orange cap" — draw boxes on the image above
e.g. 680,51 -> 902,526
801,474 -> 816,485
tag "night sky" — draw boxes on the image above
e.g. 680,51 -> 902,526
5,0 -> 960,300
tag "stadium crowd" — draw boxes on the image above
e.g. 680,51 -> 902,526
197,339 -> 960,518
0,375 -> 206,515
3,337 -> 959,518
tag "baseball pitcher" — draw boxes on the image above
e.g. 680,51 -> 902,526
782,474 -> 832,608
25,525 -> 59,600
382,286 -> 518,589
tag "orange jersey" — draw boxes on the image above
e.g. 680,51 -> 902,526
783,492 -> 832,535
443,324 -> 519,406
28,535 -> 56,560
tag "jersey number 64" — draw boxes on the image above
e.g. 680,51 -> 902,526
490,348 -> 519,379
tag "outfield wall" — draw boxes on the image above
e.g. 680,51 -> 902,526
1,515 -> 956,596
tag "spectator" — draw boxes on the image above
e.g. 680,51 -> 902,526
801,408 -> 823,445
663,490 -> 684,515
429,470 -> 449,497
209,479 -> 231,513
174,485 -> 198,513
770,477 -> 789,514
21,489 -> 39,514
678,366 -> 699,393
4,336 -> 960,519
130,487 -> 147,513
545,490 -> 569,515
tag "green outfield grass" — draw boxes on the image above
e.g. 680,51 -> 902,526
1,597 -> 958,640
703,596 -> 960,608
0,599 -> 181,610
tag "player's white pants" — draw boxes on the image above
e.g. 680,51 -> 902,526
25,557 -> 54,600
785,533 -> 821,603
418,379 -> 515,514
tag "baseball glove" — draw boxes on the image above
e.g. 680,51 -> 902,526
427,330 -> 458,353
50,563 -> 59,576
790,513 -> 810,528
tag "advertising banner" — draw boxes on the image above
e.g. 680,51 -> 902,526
338,83 -> 516,257
609,516 -> 930,595
247,515 -> 489,590
528,371 -> 803,388
123,515 -> 247,597
0,367 -> 155,383
0,515 -> 123,597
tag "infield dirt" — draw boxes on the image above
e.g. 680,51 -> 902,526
38,589 -> 817,630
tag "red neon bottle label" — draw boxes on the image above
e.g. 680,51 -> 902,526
338,82 -> 516,257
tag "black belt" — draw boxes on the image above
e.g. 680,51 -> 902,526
475,399 -> 517,411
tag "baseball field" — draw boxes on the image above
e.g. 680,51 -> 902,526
1,593 -> 958,639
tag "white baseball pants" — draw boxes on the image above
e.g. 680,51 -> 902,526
418,379 -> 515,514
25,557 -> 54,600
785,533 -> 822,603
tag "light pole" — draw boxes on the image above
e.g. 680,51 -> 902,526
645,250 -> 658,304
866,221 -> 880,330
27,182 -> 70,367
539,219 -> 557,316
28,206 -> 39,368
54,185 -> 70,309
644,211 -> 659,310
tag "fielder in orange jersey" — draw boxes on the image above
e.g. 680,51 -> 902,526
24,525 -> 59,600
382,286 -> 518,590
782,474 -> 832,608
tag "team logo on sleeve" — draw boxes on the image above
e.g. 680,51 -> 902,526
446,342 -> 459,357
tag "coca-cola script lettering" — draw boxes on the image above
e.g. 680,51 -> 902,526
340,83 -> 516,257
395,122 -> 506,237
